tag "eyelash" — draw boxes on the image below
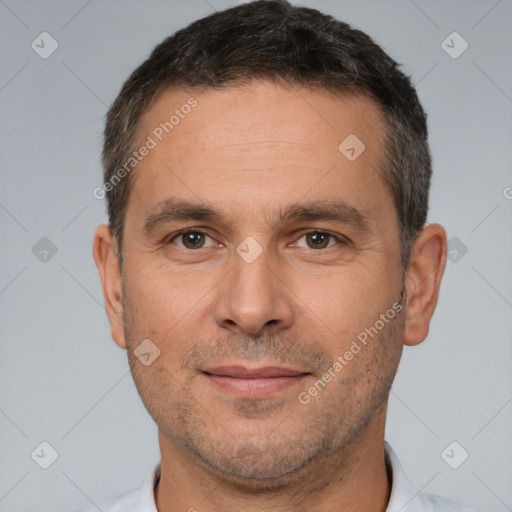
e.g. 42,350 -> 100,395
165,228 -> 348,250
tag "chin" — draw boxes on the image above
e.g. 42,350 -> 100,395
181,432 -> 333,489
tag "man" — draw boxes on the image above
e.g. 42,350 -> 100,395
80,1 -> 481,510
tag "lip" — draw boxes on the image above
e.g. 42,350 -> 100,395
203,365 -> 308,379
202,365 -> 310,399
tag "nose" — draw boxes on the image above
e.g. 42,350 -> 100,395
212,244 -> 295,338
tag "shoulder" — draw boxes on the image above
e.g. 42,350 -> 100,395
385,442 -> 485,512
69,488 -> 144,512
411,491 -> 485,512
68,462 -> 160,512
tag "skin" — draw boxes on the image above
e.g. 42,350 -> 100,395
93,81 -> 447,512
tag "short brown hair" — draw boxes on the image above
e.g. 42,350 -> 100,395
101,0 -> 431,269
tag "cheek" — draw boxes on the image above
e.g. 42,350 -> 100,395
122,267 -> 217,375
291,265 -> 398,348
124,266 -> 198,333
127,351 -> 189,432
333,312 -> 404,390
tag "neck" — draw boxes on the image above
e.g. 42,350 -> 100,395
154,406 -> 390,512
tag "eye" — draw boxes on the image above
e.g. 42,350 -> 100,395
168,230 -> 217,250
294,231 -> 344,250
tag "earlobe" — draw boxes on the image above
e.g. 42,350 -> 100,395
92,224 -> 127,349
403,223 -> 447,347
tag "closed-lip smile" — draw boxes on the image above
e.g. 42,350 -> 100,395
202,365 -> 310,399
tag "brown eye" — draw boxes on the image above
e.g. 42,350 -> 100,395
169,230 -> 214,249
181,232 -> 205,249
304,232 -> 331,249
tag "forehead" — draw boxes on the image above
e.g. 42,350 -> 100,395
139,81 -> 384,155
130,81 -> 392,223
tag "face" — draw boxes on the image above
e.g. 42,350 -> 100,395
113,82 -> 407,483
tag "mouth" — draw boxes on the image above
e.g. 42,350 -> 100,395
201,365 -> 311,399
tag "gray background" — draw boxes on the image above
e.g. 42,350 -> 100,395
1,0 -> 511,511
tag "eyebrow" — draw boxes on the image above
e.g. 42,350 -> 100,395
144,200 -> 223,234
143,198 -> 371,235
276,201 -> 371,232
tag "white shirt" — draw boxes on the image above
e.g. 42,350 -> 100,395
72,443 -> 482,512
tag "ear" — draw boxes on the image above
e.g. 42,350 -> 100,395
92,224 -> 126,349
403,223 -> 447,347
